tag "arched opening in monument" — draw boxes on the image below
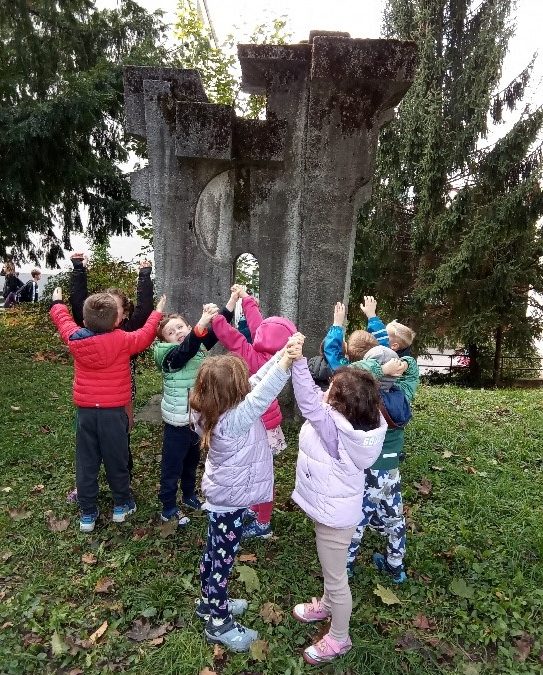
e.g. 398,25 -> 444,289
233,253 -> 259,297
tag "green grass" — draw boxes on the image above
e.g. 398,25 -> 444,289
1,308 -> 543,674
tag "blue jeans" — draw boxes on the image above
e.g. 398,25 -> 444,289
159,423 -> 200,511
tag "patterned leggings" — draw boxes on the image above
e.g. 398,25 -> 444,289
346,468 -> 406,570
200,509 -> 245,620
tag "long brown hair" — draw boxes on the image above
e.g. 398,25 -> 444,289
328,367 -> 381,430
190,355 -> 251,450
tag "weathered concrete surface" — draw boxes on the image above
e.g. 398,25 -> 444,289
123,34 -> 416,355
134,394 -> 162,425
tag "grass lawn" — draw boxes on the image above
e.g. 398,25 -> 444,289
1,307 -> 543,674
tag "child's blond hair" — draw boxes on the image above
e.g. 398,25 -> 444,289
386,320 -> 416,350
346,330 -> 378,362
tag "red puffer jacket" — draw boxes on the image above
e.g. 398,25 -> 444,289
50,303 -> 161,408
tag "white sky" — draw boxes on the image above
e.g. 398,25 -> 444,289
36,0 -> 542,271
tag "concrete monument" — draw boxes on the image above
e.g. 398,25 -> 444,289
123,33 -> 416,354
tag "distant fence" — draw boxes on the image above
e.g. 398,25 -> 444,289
419,352 -> 543,380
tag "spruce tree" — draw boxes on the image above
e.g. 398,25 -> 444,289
0,0 -> 169,265
351,0 -> 543,381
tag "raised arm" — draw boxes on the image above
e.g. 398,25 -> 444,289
124,261 -> 154,331
292,358 -> 339,457
69,254 -> 88,327
241,294 -> 263,340
211,313 -> 261,373
50,302 -> 79,344
360,296 -> 389,346
201,290 -> 238,350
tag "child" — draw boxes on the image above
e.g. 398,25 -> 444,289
345,298 -> 418,583
289,335 -> 387,665
190,343 -> 297,651
211,284 -> 296,540
154,290 -> 238,526
66,254 -> 154,501
17,268 -> 41,303
2,261 -> 24,308
360,295 -> 416,357
307,340 -> 333,391
323,302 -> 380,370
50,287 -> 165,532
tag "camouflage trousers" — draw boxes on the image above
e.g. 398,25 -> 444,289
346,468 -> 406,570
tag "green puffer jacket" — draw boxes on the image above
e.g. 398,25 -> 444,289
154,342 -> 206,427
350,356 -> 420,471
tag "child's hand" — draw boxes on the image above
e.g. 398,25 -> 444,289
333,302 -> 346,327
360,295 -> 377,319
198,303 -> 219,328
226,288 -> 239,312
70,252 -> 88,268
288,332 -> 305,347
287,341 -> 303,361
231,283 -> 248,299
52,287 -> 63,301
139,259 -> 152,270
156,295 -> 166,313
382,358 -> 408,377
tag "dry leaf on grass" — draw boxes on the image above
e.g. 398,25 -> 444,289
373,584 -> 401,605
1,487 -> 12,493
199,669 -> 218,675
412,613 -> 435,630
158,518 -> 178,539
88,620 -> 108,645
413,478 -> 432,496
259,602 -> 283,625
238,553 -> 258,563
514,633 -> 534,662
442,450 -> 453,459
10,406 -> 21,412
31,484 -> 45,494
249,639 -> 269,661
125,619 -> 172,642
45,510 -> 70,532
94,577 -> 114,594
148,636 -> 164,646
236,565 -> 260,594
8,508 -> 32,521
213,644 -> 225,661
81,552 -> 97,565
1,551 -> 13,562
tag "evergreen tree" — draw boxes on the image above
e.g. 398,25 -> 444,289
351,0 -> 543,382
0,0 -> 169,265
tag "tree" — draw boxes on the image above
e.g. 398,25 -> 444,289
351,0 -> 543,383
175,0 -> 290,118
0,0 -> 170,266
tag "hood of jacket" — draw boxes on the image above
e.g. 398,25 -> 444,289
330,407 -> 388,471
253,316 -> 296,355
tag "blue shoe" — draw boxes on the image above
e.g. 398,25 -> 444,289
346,562 -> 355,579
182,494 -> 202,510
79,510 -> 99,533
244,508 -> 257,523
241,521 -> 273,540
373,552 -> 407,583
204,618 -> 258,652
112,501 -> 136,523
160,507 -> 190,527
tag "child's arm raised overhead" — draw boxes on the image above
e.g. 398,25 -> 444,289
68,253 -> 88,327
50,288 -> 81,343
210,307 -> 261,373
124,260 -> 154,331
235,285 -> 263,340
200,290 -> 238,351
323,302 -> 348,371
360,295 -> 389,346
124,295 -> 165,356
161,304 -> 219,370
221,348 -> 293,437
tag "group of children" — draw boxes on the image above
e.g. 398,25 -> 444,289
49,257 -> 418,665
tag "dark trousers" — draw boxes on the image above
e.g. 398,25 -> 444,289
200,509 -> 245,620
159,423 -> 200,511
76,407 -> 131,515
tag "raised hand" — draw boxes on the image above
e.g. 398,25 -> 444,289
382,358 -> 408,377
286,340 -> 303,362
333,302 -> 346,327
70,252 -> 88,268
360,295 -> 377,319
231,283 -> 248,299
199,303 -> 219,327
156,295 -> 166,313
139,259 -> 152,270
52,287 -> 63,301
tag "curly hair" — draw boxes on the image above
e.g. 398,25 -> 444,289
190,355 -> 251,450
327,367 -> 381,430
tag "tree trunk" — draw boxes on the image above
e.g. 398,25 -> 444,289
492,325 -> 504,386
467,343 -> 481,385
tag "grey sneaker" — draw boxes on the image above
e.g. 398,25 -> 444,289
204,617 -> 258,652
195,598 -> 248,620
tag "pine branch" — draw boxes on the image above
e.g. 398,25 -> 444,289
491,56 -> 536,122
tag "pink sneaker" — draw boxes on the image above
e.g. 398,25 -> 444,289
292,597 -> 331,623
303,633 -> 352,665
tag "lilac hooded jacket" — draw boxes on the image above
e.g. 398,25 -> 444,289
291,358 -> 387,529
193,356 -> 291,511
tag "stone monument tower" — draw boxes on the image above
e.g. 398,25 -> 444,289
123,33 -> 416,354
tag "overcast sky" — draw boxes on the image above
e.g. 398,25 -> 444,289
44,0 -> 543,271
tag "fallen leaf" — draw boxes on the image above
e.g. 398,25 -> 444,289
1,622 -> 14,629
81,552 -> 97,565
462,664 -> 481,675
259,602 -> 283,625
159,518 -> 178,539
125,619 -> 172,642
374,584 -> 401,605
442,450 -> 453,459
466,466 -> 478,474
88,620 -> 108,644
213,644 -> 225,661
22,633 -> 44,647
39,426 -> 51,434
199,669 -> 218,675
51,630 -> 68,655
8,507 -> 32,521
239,553 -> 258,563
1,551 -> 13,562
395,632 -> 423,651
237,565 -> 260,594
132,527 -> 149,541
141,606 -> 157,618
30,484 -> 45,494
514,633 -> 534,662
1,487 -> 12,493
148,636 -> 164,646
412,613 -> 433,630
45,510 -> 70,532
249,639 -> 269,661
95,577 -> 114,594
10,406 -> 21,412
449,578 -> 474,599
431,466 -> 444,472
413,478 -> 432,496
